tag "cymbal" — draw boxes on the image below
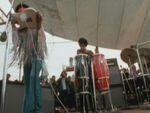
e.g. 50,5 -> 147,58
139,48 -> 150,57
121,48 -> 137,65
139,48 -> 150,64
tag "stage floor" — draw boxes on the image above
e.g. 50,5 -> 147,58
58,109 -> 150,113
120,109 -> 150,113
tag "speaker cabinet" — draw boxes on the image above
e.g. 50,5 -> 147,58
0,82 -> 54,113
105,58 -> 125,108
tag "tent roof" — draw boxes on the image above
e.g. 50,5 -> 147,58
11,0 -> 150,49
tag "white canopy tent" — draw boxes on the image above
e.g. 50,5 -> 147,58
9,0 -> 150,49
0,0 -> 129,81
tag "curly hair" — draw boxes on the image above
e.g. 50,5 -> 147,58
78,37 -> 88,46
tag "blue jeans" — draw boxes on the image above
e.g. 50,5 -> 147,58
22,57 -> 43,113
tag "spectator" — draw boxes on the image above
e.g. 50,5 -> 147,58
57,70 -> 70,107
68,76 -> 75,110
6,73 -> 11,82
129,64 -> 138,78
50,75 -> 59,110
51,75 -> 58,93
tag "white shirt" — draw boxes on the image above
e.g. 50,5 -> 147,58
62,78 -> 67,90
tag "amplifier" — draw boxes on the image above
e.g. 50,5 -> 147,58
107,58 -> 122,85
0,81 -> 54,113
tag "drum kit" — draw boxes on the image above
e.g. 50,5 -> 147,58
120,48 -> 150,106
74,53 -> 114,113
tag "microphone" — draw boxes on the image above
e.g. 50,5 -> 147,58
0,13 -> 12,42
0,31 -> 7,42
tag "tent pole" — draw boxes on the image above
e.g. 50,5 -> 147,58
0,1 -> 14,113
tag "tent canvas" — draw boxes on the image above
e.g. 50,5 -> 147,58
9,0 -> 150,49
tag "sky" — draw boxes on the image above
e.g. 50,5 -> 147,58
0,0 -> 129,80
0,32 -> 129,80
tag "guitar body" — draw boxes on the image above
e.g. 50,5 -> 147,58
12,8 -> 42,30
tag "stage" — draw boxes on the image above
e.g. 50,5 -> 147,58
57,109 -> 150,113
121,109 -> 150,113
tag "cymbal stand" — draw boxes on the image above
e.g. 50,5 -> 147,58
132,41 -> 150,102
128,57 -> 140,105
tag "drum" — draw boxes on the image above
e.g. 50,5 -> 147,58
93,54 -> 110,91
75,54 -> 89,78
75,54 -> 94,111
75,54 -> 90,92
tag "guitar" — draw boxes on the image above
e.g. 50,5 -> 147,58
11,8 -> 42,30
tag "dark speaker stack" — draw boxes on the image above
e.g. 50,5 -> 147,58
105,58 -> 125,108
96,58 -> 125,111
0,81 -> 54,113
